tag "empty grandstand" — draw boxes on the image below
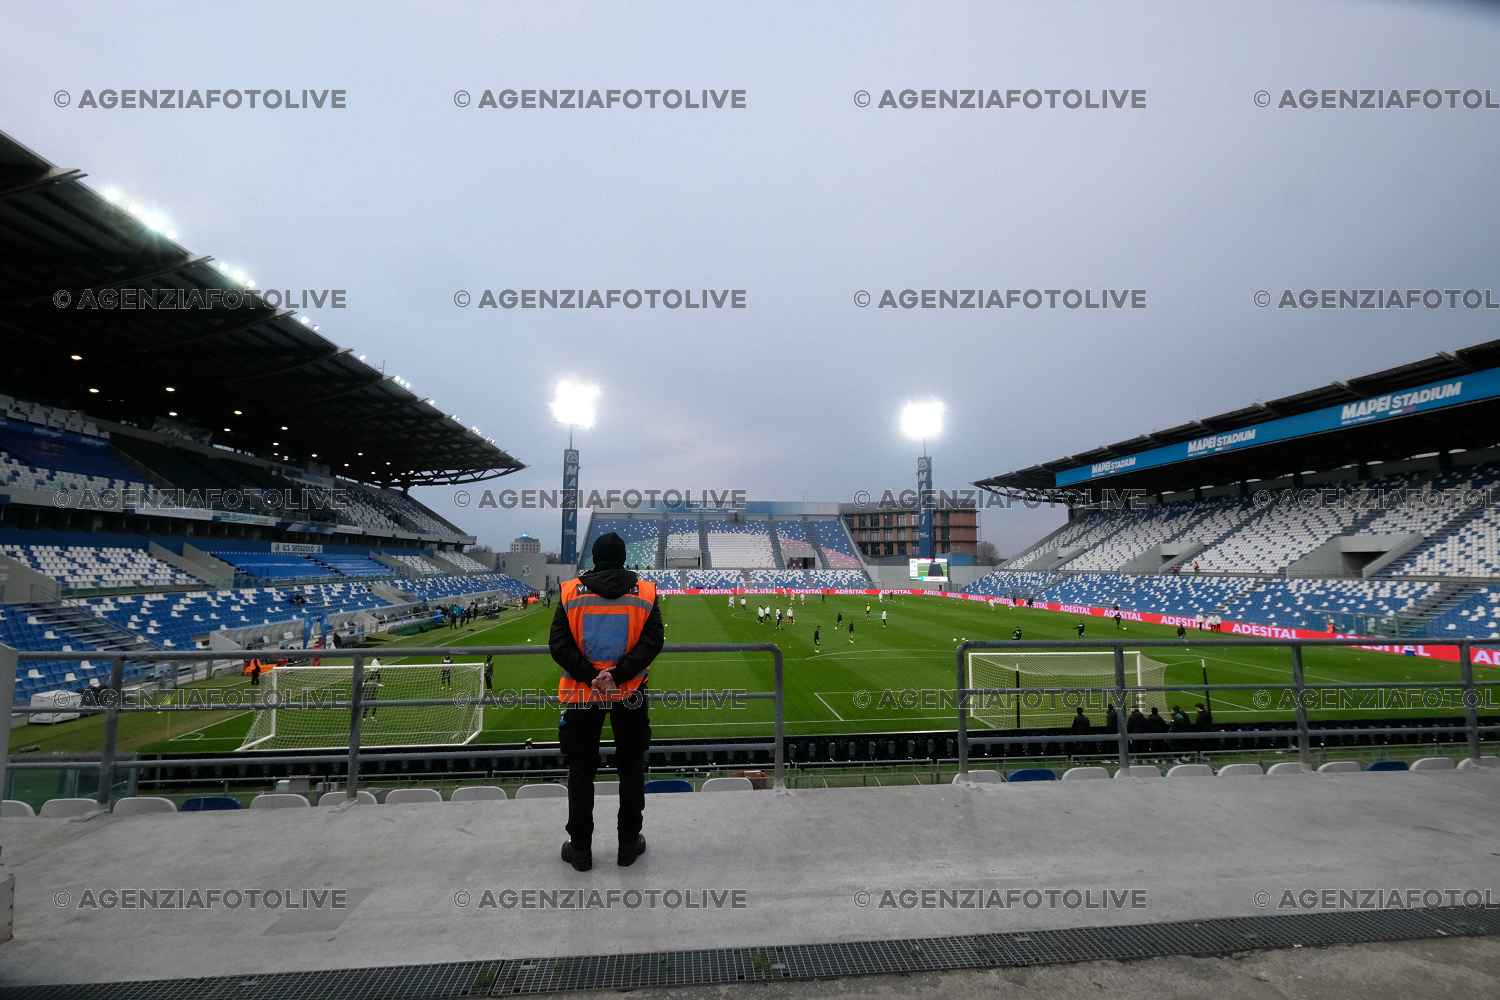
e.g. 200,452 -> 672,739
577,506 -> 871,586
973,341 -> 1500,638
0,129 -> 539,709
704,517 -> 777,568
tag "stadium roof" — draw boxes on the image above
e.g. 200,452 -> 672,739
977,339 -> 1500,502
0,130 -> 524,487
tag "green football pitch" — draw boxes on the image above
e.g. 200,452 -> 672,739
10,594 -> 1493,757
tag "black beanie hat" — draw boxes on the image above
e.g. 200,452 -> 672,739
592,531 -> 627,568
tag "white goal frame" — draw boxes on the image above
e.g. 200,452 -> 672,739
965,650 -> 1169,727
238,662 -> 484,752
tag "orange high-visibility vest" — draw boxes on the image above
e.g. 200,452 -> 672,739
557,576 -> 657,704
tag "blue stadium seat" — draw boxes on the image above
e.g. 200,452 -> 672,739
1005,768 -> 1057,782
180,796 -> 242,811
644,779 -> 694,793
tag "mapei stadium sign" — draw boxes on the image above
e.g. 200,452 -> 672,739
1057,367 -> 1500,487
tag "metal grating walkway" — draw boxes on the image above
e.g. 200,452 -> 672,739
4,906 -> 1499,999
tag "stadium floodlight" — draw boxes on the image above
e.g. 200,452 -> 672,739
900,399 -> 945,444
551,378 -> 600,431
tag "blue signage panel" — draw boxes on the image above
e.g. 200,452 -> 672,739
1055,368 -> 1500,487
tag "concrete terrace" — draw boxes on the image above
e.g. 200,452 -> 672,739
2,770 -> 1500,992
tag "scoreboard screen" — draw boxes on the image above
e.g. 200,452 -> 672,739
908,557 -> 949,582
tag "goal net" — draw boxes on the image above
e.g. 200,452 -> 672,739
966,651 -> 1168,729
237,662 -> 484,751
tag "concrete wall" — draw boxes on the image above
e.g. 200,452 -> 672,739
152,542 -> 233,589
1287,534 -> 1414,578
494,552 -> 570,592
0,555 -> 60,604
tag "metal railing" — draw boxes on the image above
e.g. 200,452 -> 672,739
4,635 -> 1497,804
0,642 -> 785,803
954,637 -> 1500,776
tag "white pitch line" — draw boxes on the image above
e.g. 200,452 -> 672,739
166,679 -> 256,742
813,691 -> 846,722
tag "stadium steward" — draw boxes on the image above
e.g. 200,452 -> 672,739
550,531 -> 665,872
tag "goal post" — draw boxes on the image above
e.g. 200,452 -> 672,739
237,662 -> 484,751
965,651 -> 1168,729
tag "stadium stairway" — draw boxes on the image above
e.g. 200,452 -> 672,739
1404,581 -> 1491,634
656,525 -> 668,569
768,522 -> 786,569
807,520 -> 829,569
1384,498 -> 1500,577
698,519 -> 712,569
1162,499 -> 1273,570
16,601 -> 161,659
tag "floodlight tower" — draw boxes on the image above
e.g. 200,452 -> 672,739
900,400 -> 945,559
551,379 -> 600,565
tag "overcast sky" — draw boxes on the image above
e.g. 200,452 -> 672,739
6,1 -> 1500,556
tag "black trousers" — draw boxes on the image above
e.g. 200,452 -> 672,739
559,696 -> 651,849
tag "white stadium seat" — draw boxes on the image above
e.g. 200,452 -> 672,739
1316,761 -> 1362,774
451,785 -> 508,801
112,796 -> 177,816
1457,756 -> 1500,770
251,793 -> 311,810
515,783 -> 568,800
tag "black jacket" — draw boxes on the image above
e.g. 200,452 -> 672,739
549,566 -> 665,686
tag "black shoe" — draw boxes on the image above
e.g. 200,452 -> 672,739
561,840 -> 592,872
618,834 -> 647,867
